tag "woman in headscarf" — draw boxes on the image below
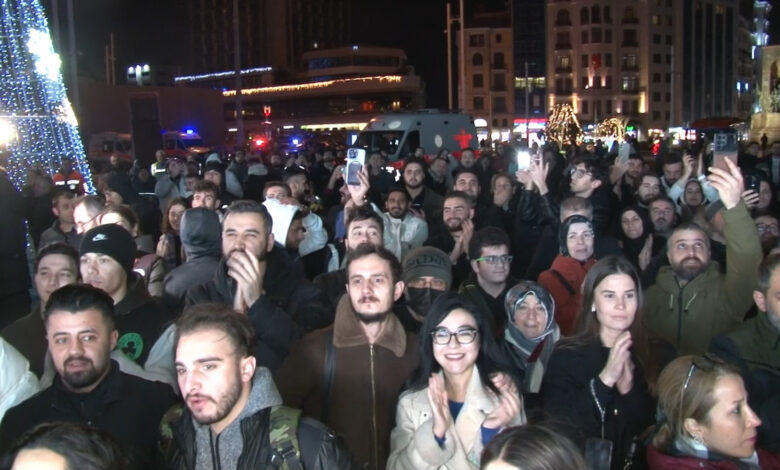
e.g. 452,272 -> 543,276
617,206 -> 663,272
502,281 -> 560,410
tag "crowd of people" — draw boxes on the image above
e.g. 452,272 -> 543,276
0,137 -> 779,469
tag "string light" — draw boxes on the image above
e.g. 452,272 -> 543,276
545,104 -> 583,146
174,66 -> 274,83
594,117 -> 626,141
0,0 -> 95,192
223,75 -> 404,96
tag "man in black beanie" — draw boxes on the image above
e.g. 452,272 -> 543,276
80,224 -> 171,365
394,246 -> 452,333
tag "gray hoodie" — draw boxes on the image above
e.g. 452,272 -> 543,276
193,367 -> 283,470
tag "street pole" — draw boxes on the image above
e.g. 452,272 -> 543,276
446,2 -> 453,110
669,45 -> 675,129
459,0 -> 465,112
233,0 -> 245,150
66,0 -> 79,114
525,60 -> 530,142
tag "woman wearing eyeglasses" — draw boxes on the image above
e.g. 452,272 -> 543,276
387,293 -> 526,469
541,256 -> 662,470
538,214 -> 598,335
647,354 -> 780,469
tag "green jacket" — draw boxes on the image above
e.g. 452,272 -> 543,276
644,201 -> 761,355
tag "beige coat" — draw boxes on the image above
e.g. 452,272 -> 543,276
387,367 -> 525,470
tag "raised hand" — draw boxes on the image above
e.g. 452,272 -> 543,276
638,236 -> 653,271
708,158 -> 744,210
529,159 -> 550,196
346,166 -> 370,206
427,374 -> 451,439
742,189 -> 760,209
226,250 -> 266,312
483,374 -> 523,429
599,331 -> 632,388
615,358 -> 635,395
156,234 -> 170,259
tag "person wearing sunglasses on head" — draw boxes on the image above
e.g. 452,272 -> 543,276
647,354 -> 780,469
388,293 -> 525,469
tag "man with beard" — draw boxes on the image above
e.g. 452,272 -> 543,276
280,166 -> 328,256
402,157 -> 442,226
645,159 -> 762,354
710,253 -> 780,453
186,201 -> 319,368
394,246 -> 452,332
159,304 -> 355,469
274,244 -> 419,470
634,172 -> 662,209
647,195 -> 677,239
425,191 -> 475,288
381,185 -> 427,260
0,284 -> 177,466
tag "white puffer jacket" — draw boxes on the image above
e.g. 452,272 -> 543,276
0,337 -> 39,421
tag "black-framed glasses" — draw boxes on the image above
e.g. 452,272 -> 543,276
569,167 -> 592,179
474,255 -> 513,265
431,327 -> 478,345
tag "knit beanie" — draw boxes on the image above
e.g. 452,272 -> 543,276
79,224 -> 136,277
402,246 -> 452,288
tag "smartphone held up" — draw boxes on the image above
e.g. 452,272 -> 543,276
346,148 -> 366,186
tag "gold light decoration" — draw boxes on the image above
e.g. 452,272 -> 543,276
594,117 -> 626,140
545,104 -> 582,146
223,75 -> 404,96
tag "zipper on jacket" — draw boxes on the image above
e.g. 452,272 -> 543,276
676,286 -> 684,349
370,344 -> 378,470
209,431 -> 221,470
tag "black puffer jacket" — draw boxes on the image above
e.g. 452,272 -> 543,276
185,245 -> 328,369
159,405 -> 357,470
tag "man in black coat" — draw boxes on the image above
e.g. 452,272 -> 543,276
159,303 -> 355,469
0,284 -> 177,467
185,200 -> 313,370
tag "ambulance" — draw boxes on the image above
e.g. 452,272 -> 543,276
354,111 -> 478,163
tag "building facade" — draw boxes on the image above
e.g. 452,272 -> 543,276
462,12 -> 515,141
546,0 -> 684,135
512,0 -> 547,125
186,0 -> 351,75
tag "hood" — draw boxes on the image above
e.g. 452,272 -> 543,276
262,198 -> 299,248
205,153 -> 222,164
247,163 -> 268,176
180,208 -> 222,259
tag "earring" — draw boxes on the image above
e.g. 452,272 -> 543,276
591,306 -> 596,313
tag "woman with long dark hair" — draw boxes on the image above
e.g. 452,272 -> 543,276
388,293 -> 525,469
541,255 -> 661,470
156,197 -> 186,269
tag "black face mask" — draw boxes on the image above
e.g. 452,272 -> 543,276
405,287 -> 444,318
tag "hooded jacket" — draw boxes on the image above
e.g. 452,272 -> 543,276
160,368 -> 357,470
274,294 -> 420,470
710,312 -> 780,453
115,273 -> 173,365
644,202 -> 761,355
184,245 -> 328,368
262,198 -> 299,249
163,208 -> 222,312
501,281 -> 561,396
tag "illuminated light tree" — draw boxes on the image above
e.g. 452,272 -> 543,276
594,117 -> 626,141
545,104 -> 583,147
0,0 -> 94,192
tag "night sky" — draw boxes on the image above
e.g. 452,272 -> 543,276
43,0 -> 780,110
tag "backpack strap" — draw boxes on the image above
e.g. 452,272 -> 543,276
268,405 -> 303,470
550,269 -> 576,296
321,328 -> 336,424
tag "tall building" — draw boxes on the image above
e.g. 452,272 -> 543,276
512,0 -> 547,123
462,11 -> 515,141
186,0 -> 351,75
680,0 -> 742,123
546,0 -> 683,135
